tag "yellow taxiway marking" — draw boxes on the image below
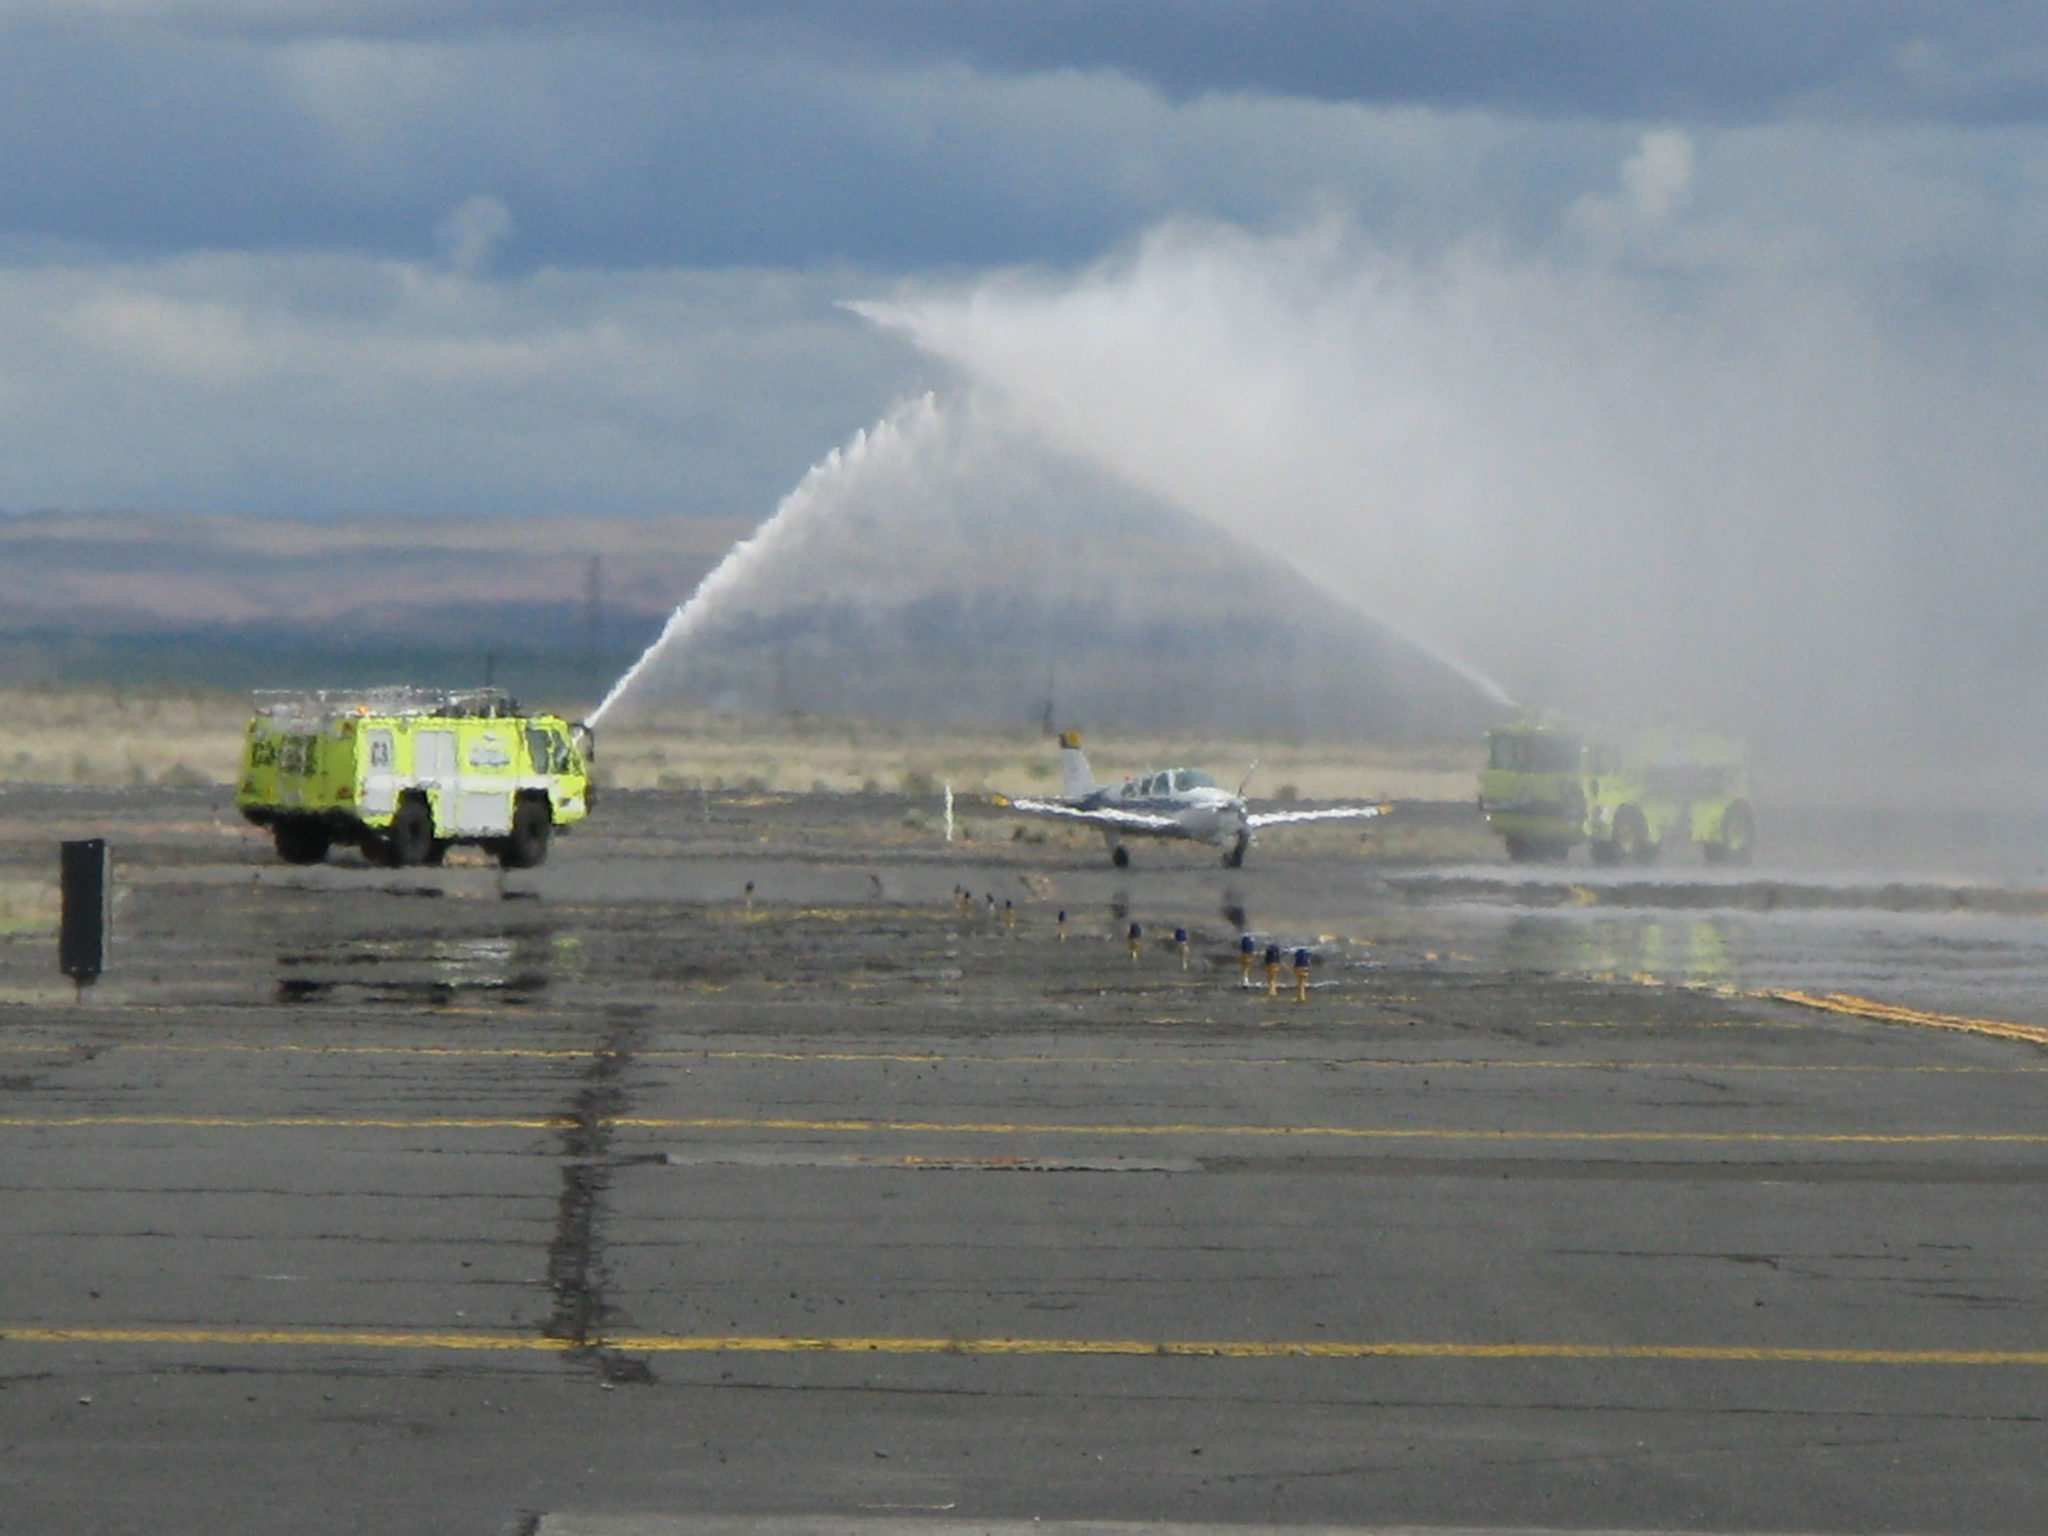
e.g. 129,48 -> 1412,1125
8,1325 -> 2048,1366
0,1042 -> 600,1060
0,1041 -> 2036,1076
3,1113 -> 2047,1145
616,1118 -> 2048,1145
1770,990 -> 2048,1048
0,1114 -> 567,1129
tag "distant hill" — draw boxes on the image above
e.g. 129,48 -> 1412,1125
596,435 -> 1505,741
1,504 -> 1504,740
0,511 -> 749,710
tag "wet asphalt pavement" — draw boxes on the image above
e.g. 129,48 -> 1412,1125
3,787 -> 2048,1535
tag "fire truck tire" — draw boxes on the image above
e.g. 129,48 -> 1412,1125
273,817 -> 330,865
1615,805 -> 1656,865
385,797 -> 435,868
502,797 -> 552,869
1706,800 -> 1756,865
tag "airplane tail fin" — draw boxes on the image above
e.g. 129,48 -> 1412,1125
1057,731 -> 1098,799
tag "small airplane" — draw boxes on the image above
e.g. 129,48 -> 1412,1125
991,732 -> 1390,867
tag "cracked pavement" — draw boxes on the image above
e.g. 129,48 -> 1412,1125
2,786 -> 2047,1534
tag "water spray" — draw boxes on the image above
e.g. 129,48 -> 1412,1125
586,394 -> 941,729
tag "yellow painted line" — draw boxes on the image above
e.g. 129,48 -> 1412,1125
615,1117 -> 2048,1145
1770,991 -> 2048,1048
0,1043 -> 597,1060
3,1040 -> 2033,1075
8,1325 -> 2048,1366
42,1115 -> 2040,1144
0,1115 -> 567,1129
1516,1019 -> 1811,1028
670,1051 -> 2030,1075
3,1326 -> 560,1350
676,1048 -> 2043,1075
2,1113 -> 2046,1145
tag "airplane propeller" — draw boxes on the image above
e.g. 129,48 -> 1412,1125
1236,759 -> 1259,798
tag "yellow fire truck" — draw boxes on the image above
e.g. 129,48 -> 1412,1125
236,687 -> 591,868
1479,715 -> 1754,865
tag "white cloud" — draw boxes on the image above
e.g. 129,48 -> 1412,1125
0,251 -> 919,518
1621,129 -> 1694,219
434,193 -> 512,272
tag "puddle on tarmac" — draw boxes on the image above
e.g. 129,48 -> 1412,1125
274,927 -> 567,1005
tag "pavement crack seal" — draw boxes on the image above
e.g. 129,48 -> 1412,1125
544,1018 -> 655,1385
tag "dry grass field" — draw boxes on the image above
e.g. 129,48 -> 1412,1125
0,688 -> 1482,800
0,690 -> 1498,909
0,688 -> 248,787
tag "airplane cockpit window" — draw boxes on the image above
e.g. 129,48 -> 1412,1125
1178,770 -> 1218,790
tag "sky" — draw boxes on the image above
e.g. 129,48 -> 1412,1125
4,2 -> 2048,787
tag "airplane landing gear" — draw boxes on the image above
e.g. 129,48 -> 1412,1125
1111,844 -> 1131,868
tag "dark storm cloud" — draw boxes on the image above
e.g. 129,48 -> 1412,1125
664,0 -> 2048,124
4,0 -> 2035,276
0,11 -> 1622,270
74,1 -> 2048,124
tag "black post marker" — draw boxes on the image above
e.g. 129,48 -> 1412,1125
59,839 -> 110,998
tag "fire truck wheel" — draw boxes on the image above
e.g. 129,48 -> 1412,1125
502,798 -> 552,869
272,817 -> 330,865
1614,805 -> 1656,864
1706,800 -> 1755,865
386,798 -> 435,868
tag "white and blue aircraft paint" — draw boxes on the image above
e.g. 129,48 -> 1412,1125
992,732 -> 1390,868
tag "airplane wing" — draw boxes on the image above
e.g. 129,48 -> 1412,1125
1245,804 -> 1391,829
991,794 -> 1183,833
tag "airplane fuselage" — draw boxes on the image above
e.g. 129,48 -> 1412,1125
993,733 -> 1387,868
1079,781 -> 1247,847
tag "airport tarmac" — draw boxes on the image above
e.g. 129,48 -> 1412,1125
3,786 -> 2048,1535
